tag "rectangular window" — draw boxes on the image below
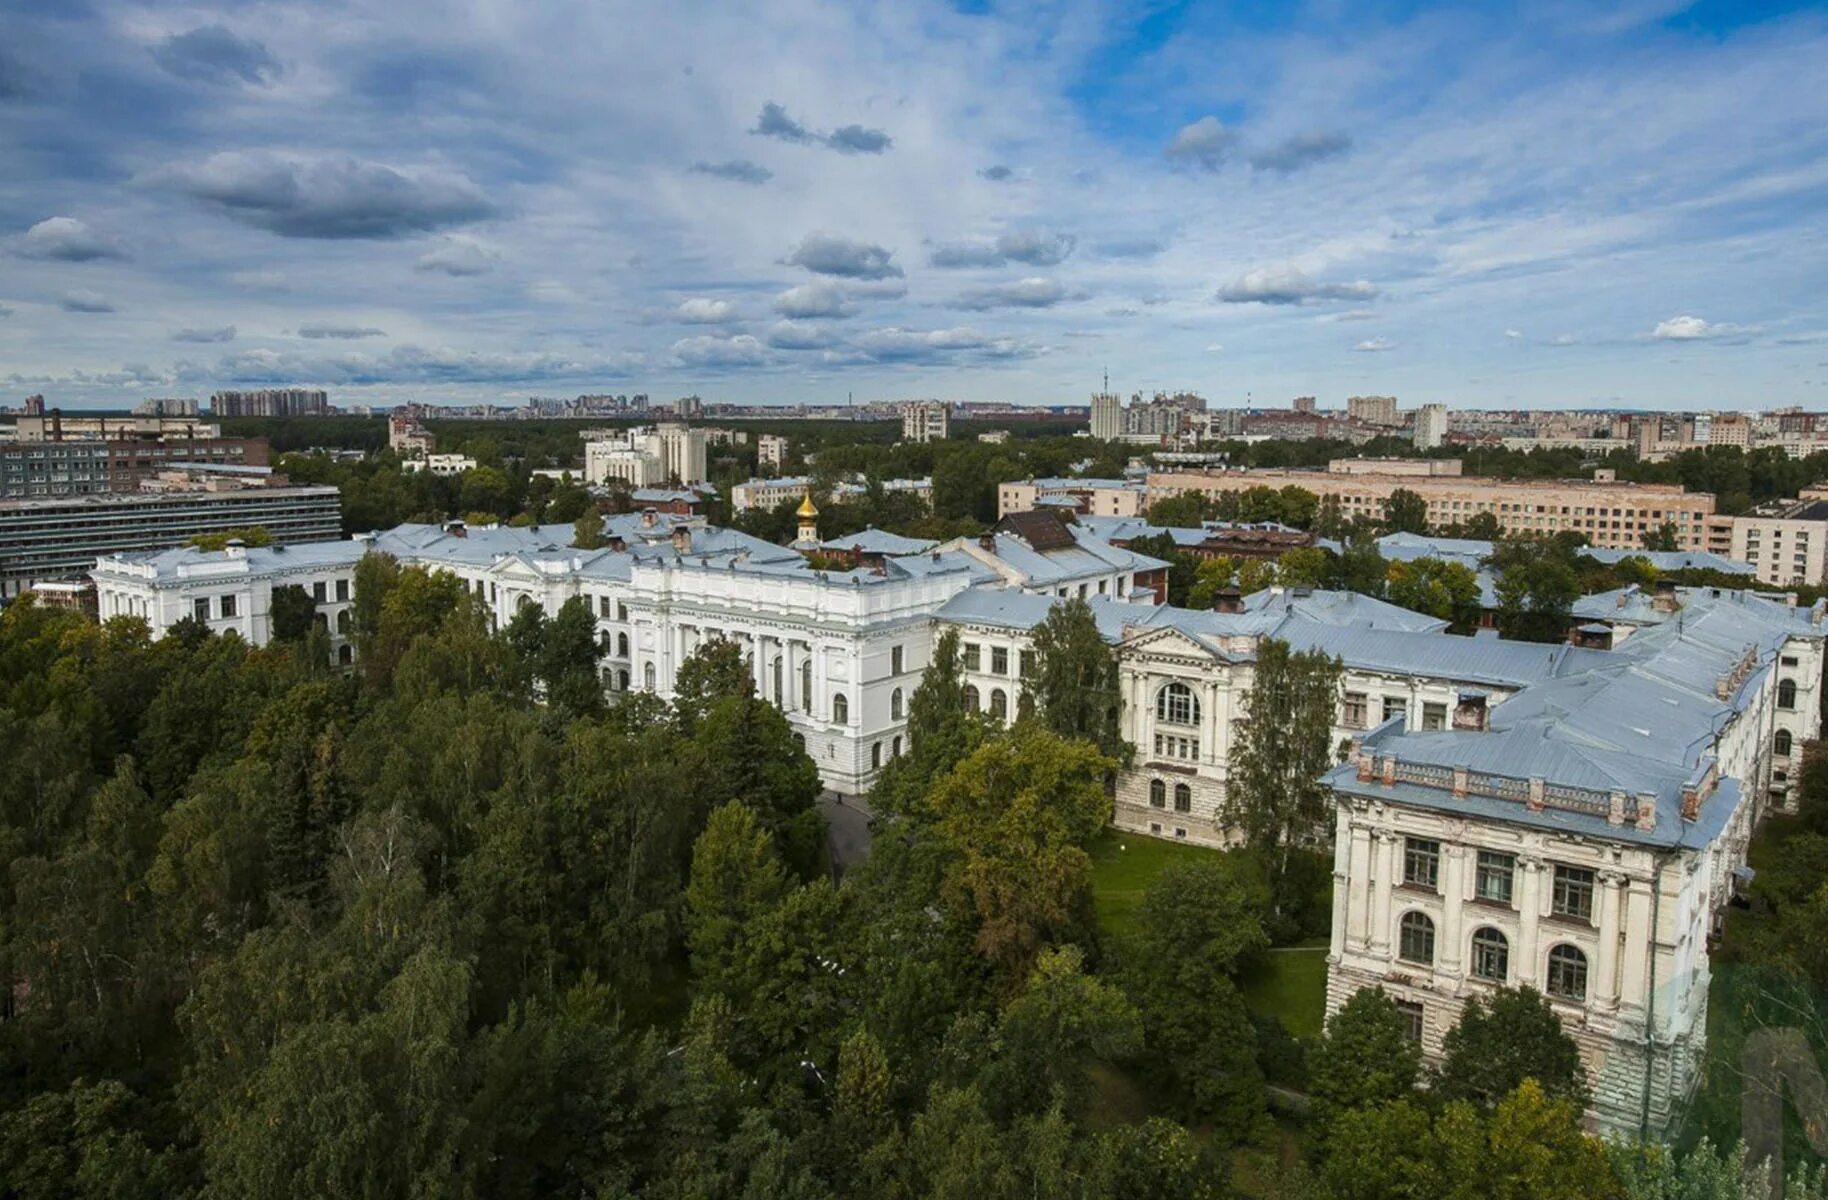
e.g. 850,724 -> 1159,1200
991,646 -> 1009,675
1383,696 -> 1408,724
1403,838 -> 1440,890
964,642 -> 982,671
312,581 -> 327,603
193,597 -> 210,622
1552,864 -> 1595,922
1422,702 -> 1447,731
1395,999 -> 1424,1043
617,602 -> 628,622
219,593 -> 237,618
1342,691 -> 1368,729
335,578 -> 349,603
891,645 -> 904,676
1475,851 -> 1515,905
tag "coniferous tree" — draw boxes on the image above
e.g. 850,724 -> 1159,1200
1023,598 -> 1127,763
1223,637 -> 1343,892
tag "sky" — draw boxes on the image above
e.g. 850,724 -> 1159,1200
3,0 -> 1828,412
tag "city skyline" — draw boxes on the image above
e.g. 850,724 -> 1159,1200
4,1 -> 1828,410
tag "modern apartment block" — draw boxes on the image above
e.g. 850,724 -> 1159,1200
757,433 -> 790,468
900,401 -> 950,443
1413,403 -> 1448,450
997,476 -> 1149,518
0,484 -> 342,599
1150,465 -> 1720,550
1728,497 -> 1828,588
210,388 -> 330,418
0,434 -> 270,499
582,423 -> 708,487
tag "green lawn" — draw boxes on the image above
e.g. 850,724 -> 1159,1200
1240,945 -> 1330,1040
1088,829 -> 1228,938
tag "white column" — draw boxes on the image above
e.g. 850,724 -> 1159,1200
1517,856 -> 1545,980
1346,823 -> 1374,948
1619,876 -> 1655,1014
1597,870 -> 1626,1010
1439,844 -> 1467,976
1370,831 -> 1398,954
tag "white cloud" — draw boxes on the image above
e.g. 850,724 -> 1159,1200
670,333 -> 769,367
1353,338 -> 1394,352
774,282 -> 854,319
1218,267 -> 1379,305
60,289 -> 116,313
672,298 -> 740,324
15,217 -> 127,262
953,277 -> 1069,310
1165,116 -> 1233,171
416,237 -> 499,277
1652,314 -> 1757,341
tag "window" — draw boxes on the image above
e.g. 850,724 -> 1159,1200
991,646 -> 1010,675
312,581 -> 327,603
801,660 -> 813,712
833,692 -> 849,724
1149,779 -> 1166,808
1475,851 -> 1515,904
1383,696 -> 1407,724
990,688 -> 1008,722
871,742 -> 882,769
1403,838 -> 1440,889
616,668 -> 629,691
891,688 -> 904,720
964,685 -> 980,711
617,632 -> 629,657
599,595 -> 611,618
1342,691 -> 1368,729
1173,783 -> 1191,813
1152,733 -> 1199,760
1398,912 -> 1435,965
1779,679 -> 1798,709
1156,681 -> 1200,726
335,578 -> 349,602
338,644 -> 353,666
1422,702 -> 1447,731
1777,729 -> 1794,757
1547,945 -> 1589,1001
772,658 -> 783,707
219,593 -> 237,618
644,663 -> 657,690
1470,928 -> 1509,982
892,736 -> 902,758
1782,655 -> 1799,667
1552,865 -> 1595,922
891,645 -> 904,676
617,602 -> 628,622
1395,999 -> 1424,1043
1019,650 -> 1034,679
963,642 -> 981,671
336,609 -> 351,635
193,597 -> 209,622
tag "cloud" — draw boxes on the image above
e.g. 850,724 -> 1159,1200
154,152 -> 496,239
774,281 -> 854,319
751,101 -> 818,145
0,303 -> 12,318
1165,116 -> 1234,171
930,231 -> 1075,269
852,326 -> 1037,363
60,290 -> 115,313
171,325 -> 237,343
1652,314 -> 1757,341
1217,266 -> 1379,305
689,159 -> 773,185
298,323 -> 387,339
672,297 -> 739,324
749,102 -> 891,154
1249,132 -> 1353,173
670,333 -> 769,367
15,216 -> 127,262
784,234 -> 902,279
766,320 -> 841,350
1353,338 -> 1394,352
415,237 -> 498,276
827,124 -> 892,155
954,277 -> 1068,310
1094,238 -> 1165,260
978,165 -> 1013,181
212,345 -> 644,385
228,270 -> 290,292
151,25 -> 281,85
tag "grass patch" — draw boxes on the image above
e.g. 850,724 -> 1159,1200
1089,829 -> 1229,938
1240,945 -> 1330,1041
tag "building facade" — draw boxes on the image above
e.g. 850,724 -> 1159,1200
998,477 -> 1149,518
1090,392 -> 1123,442
900,402 -> 950,443
211,389 -> 330,418
1413,404 -> 1448,451
1728,499 -> 1828,588
757,434 -> 790,468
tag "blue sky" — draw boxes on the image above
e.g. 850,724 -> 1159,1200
2,0 -> 1826,410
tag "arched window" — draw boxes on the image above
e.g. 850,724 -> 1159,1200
1779,679 -> 1797,709
989,688 -> 1008,722
891,688 -> 904,721
871,741 -> 882,769
616,668 -> 629,691
892,736 -> 903,758
643,662 -> 656,690
772,657 -> 783,706
801,659 -> 812,711
337,644 -> 353,666
1470,928 -> 1509,981
965,685 -> 980,711
1156,681 -> 1200,726
1149,779 -> 1166,808
1777,729 -> 1794,757
1547,945 -> 1588,1001
616,632 -> 629,657
1173,783 -> 1192,813
1398,912 -> 1436,965
833,692 -> 849,724
335,609 -> 351,635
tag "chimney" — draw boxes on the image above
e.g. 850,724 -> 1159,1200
978,532 -> 996,552
608,535 -> 626,552
1215,586 -> 1244,614
642,507 -> 658,529
671,524 -> 691,554
224,537 -> 246,559
50,408 -> 62,442
1636,792 -> 1657,831
1681,783 -> 1701,821
1452,690 -> 1489,731
1652,578 -> 1679,613
443,519 -> 467,538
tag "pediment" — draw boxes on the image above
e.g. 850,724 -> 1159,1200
1118,623 -> 1228,662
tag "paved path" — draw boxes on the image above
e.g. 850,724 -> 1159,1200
819,791 -> 875,875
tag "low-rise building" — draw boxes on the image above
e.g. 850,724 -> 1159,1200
757,434 -> 790,468
1729,498 -> 1828,588
998,477 -> 1149,518
401,453 -> 477,477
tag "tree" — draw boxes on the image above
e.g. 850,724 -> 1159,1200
1435,985 -> 1591,1111
1321,1100 -> 1441,1200
1023,598 -> 1127,762
871,627 -> 990,822
1495,552 -> 1581,643
1435,1080 -> 1618,1200
536,595 -> 605,716
573,509 -> 607,549
269,584 -> 318,645
1464,511 -> 1503,540
1335,535 -> 1388,597
1148,492 -> 1221,527
1382,488 -> 1430,534
672,637 -> 754,733
927,726 -> 1114,987
187,526 -> 274,550
1641,521 -> 1680,552
1090,1119 -> 1221,1200
979,945 -> 1142,1119
1307,987 -> 1421,1137
1386,557 -> 1484,631
1223,638 -> 1342,892
1277,547 -> 1333,589
685,802 -> 789,995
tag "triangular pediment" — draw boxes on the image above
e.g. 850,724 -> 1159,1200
1118,623 -> 1228,662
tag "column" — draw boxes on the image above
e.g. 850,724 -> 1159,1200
1346,823 -> 1374,949
1516,856 -> 1545,979
1439,844 -> 1467,976
1597,870 -> 1626,1010
1370,831 -> 1398,954
1619,876 -> 1655,1015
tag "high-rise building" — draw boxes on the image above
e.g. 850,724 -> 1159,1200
133,398 -> 201,417
1346,394 -> 1400,426
210,388 -> 330,418
900,401 -> 950,443
1292,396 -> 1317,414
757,434 -> 790,469
1089,392 -> 1123,441
1413,403 -> 1448,450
